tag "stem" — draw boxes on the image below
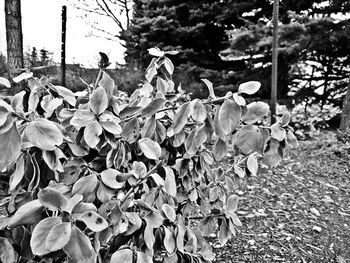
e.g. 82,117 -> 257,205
120,160 -> 163,207
94,68 -> 103,90
11,112 -> 31,122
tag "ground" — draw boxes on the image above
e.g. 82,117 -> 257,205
213,131 -> 350,263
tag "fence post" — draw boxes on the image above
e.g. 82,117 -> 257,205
61,5 -> 67,87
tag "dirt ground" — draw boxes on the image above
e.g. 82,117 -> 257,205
213,131 -> 350,263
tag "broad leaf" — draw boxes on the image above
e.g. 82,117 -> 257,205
164,57 -> 174,75
218,220 -> 231,246
173,102 -> 191,134
84,120 -> 102,148
72,174 -> 98,201
110,248 -> 133,263
0,106 -> 9,127
38,187 -> 67,211
226,195 -> 239,215
0,77 -> 11,88
11,90 -> 26,113
163,227 -> 176,254
218,99 -> 241,135
78,211 -> 108,232
45,222 -> 71,253
26,118 -> 63,151
136,251 -> 153,263
162,204 -> 176,222
90,87 -> 108,115
148,47 -> 165,57
141,98 -> 166,117
9,154 -> 25,191
164,167 -> 176,198
201,79 -> 216,99
53,85 -> 76,106
281,111 -> 291,127
132,161 -> 147,179
0,237 -> 17,263
0,124 -> 21,171
286,130 -> 298,148
242,102 -> 269,124
263,138 -> 283,168
247,154 -> 258,176
13,72 -> 33,83
8,199 -> 44,228
100,169 -> 125,189
238,81 -> 261,95
214,139 -> 227,161
138,138 -> 161,160
235,125 -> 262,155
99,112 -> 122,135
63,226 -> 96,263
70,109 -> 95,129
191,100 -> 207,122
30,217 -> 62,256
99,72 -> 115,100
271,123 -> 286,141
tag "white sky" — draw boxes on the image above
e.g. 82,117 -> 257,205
0,0 -> 125,68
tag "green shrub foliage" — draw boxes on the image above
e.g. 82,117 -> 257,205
0,48 -> 297,263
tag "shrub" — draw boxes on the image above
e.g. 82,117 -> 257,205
0,47 -> 297,263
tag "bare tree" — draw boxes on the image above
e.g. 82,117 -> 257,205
5,0 -> 24,92
73,0 -> 133,41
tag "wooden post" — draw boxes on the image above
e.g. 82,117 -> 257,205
61,5 -> 67,87
270,0 -> 279,124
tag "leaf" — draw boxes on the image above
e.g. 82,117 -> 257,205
98,72 -> 115,100
238,81 -> 261,95
286,130 -> 298,147
141,116 -> 156,138
218,99 -> 241,135
0,124 -> 21,171
218,220 -> 231,246
90,87 -> 108,115
201,79 -> 216,99
0,77 -> 11,88
53,85 -> 76,106
26,118 -> 63,151
45,222 -> 71,253
235,125 -> 262,155
62,194 -> 83,214
133,161 -> 147,179
63,225 -> 96,263
78,211 -> 108,232
140,82 -> 153,97
13,72 -> 33,83
100,169 -> 125,189
44,98 -> 63,118
148,47 -> 165,57
121,117 -> 139,143
110,248 -> 133,263
70,109 -> 95,129
271,123 -> 286,141
84,120 -> 102,148
242,102 -> 270,124
233,92 -> 246,106
164,167 -> 176,198
11,90 -> 26,113
138,138 -> 161,160
191,100 -> 207,122
247,154 -> 258,176
8,199 -> 44,228
38,187 -> 67,211
263,138 -> 283,168
226,195 -> 239,215
281,111 -> 291,127
0,237 -> 17,263
173,102 -> 191,134
164,57 -> 174,75
72,174 -> 98,201
0,106 -> 9,127
209,186 -> 219,202
30,217 -> 62,256
214,139 -> 227,161
9,154 -> 25,191
163,227 -> 176,254
145,59 -> 157,83
136,251 -> 152,263
141,98 -> 166,117
162,204 -> 176,222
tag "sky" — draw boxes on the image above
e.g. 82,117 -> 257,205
0,0 -> 125,68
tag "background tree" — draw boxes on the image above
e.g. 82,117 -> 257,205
5,0 -> 24,93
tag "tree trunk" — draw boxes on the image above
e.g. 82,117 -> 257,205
340,76 -> 350,131
270,0 -> 279,124
5,0 -> 24,94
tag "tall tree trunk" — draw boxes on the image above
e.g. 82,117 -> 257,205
270,0 -> 279,124
340,76 -> 350,131
5,0 -> 24,94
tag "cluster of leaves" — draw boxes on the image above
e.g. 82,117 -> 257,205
0,47 -> 297,263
